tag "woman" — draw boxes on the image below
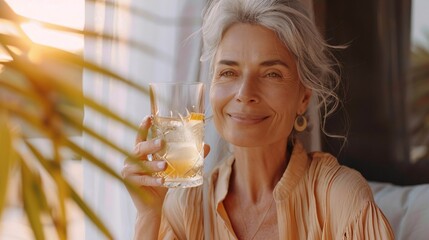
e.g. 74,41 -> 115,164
122,0 -> 394,239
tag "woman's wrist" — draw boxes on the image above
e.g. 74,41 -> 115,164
134,211 -> 162,240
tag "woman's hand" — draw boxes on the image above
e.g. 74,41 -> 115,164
122,115 -> 210,239
122,115 -> 211,209
121,116 -> 167,215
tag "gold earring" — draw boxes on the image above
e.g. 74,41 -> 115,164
294,114 -> 307,132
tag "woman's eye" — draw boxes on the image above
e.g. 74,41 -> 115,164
220,71 -> 235,77
214,70 -> 237,82
266,72 -> 282,78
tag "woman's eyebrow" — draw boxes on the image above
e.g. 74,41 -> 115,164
260,59 -> 289,68
216,59 -> 289,68
217,59 -> 239,66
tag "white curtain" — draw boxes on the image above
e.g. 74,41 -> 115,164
83,1 -> 206,239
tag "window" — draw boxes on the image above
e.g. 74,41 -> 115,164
409,0 -> 429,163
317,0 -> 429,185
5,0 -> 84,52
0,2 -> 85,239
1,0 -> 85,137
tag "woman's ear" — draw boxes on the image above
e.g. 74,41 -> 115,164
298,87 -> 312,114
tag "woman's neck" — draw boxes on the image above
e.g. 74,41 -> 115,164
230,140 -> 290,202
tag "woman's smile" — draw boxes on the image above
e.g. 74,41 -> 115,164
227,112 -> 270,125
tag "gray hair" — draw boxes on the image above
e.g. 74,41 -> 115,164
201,0 -> 343,140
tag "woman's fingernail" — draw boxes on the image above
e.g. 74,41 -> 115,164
133,145 -> 140,155
157,161 -> 166,169
156,178 -> 163,185
154,139 -> 162,147
139,116 -> 151,126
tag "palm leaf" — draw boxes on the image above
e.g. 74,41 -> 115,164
64,138 -> 148,202
0,0 -> 153,238
0,110 -> 14,219
20,156 -> 47,240
69,184 -> 114,239
23,141 -> 64,240
3,53 -> 140,132
25,141 -> 114,239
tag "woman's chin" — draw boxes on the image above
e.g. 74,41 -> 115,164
225,135 -> 267,148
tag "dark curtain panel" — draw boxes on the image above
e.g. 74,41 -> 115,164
319,0 -> 429,185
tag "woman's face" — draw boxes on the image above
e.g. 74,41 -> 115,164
210,23 -> 312,147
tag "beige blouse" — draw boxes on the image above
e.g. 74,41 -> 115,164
156,142 -> 394,239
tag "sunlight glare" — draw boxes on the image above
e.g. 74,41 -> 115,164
4,0 -> 84,52
0,20 -> 20,61
21,21 -> 83,52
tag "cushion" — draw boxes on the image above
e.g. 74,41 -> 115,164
369,181 -> 429,240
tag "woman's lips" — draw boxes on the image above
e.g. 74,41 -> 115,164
227,113 -> 269,124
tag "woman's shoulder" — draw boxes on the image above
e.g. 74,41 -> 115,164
305,152 -> 394,238
307,151 -> 373,202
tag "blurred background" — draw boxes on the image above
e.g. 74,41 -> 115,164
316,0 -> 429,185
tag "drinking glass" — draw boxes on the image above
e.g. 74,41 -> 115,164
149,82 -> 205,188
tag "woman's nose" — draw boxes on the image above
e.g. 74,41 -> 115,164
235,75 -> 260,104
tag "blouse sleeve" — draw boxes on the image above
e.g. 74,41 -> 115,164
158,214 -> 179,240
131,199 -> 180,240
316,157 -> 395,240
158,187 -> 204,240
342,200 -> 395,239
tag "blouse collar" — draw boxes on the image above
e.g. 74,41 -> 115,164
212,140 -> 310,206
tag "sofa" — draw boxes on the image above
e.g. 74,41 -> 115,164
369,181 -> 429,240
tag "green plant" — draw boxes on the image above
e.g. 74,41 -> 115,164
409,33 -> 429,161
0,1 -> 149,239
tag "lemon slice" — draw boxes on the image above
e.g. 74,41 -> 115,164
189,112 -> 204,121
